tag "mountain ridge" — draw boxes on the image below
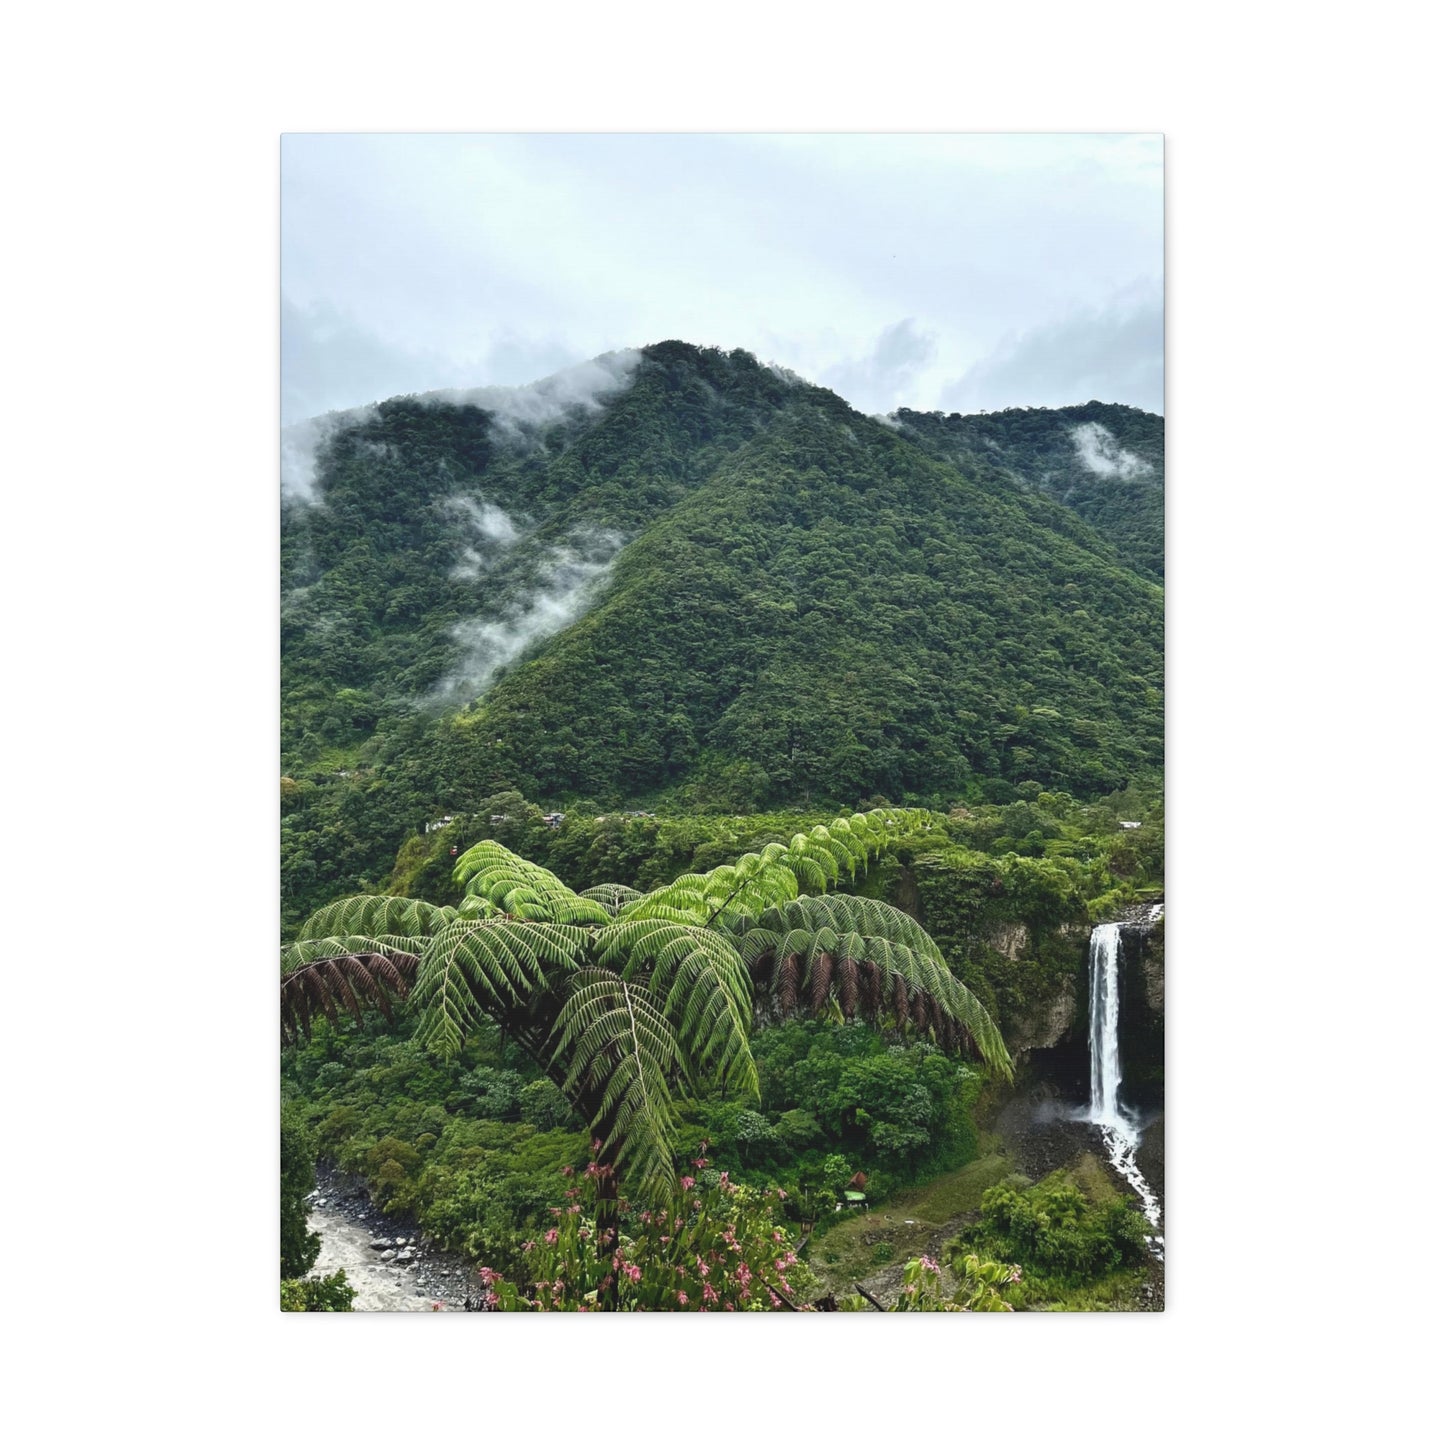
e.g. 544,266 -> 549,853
280,341 -> 1163,926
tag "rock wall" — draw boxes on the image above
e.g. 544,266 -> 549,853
1118,914 -> 1164,1111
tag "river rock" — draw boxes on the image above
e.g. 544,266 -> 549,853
379,1250 -> 397,1262
369,1240 -> 390,1251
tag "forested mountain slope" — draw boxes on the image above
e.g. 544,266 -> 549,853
892,402 -> 1164,581
280,343 -> 1163,928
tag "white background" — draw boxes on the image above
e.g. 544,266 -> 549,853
4,2 -> 1439,1438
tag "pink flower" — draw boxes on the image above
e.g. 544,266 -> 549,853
703,1283 -> 718,1303
680,1176 -> 695,1191
677,1291 -> 689,1306
561,1165 -> 574,1177
522,1239 -> 535,1253
624,1263 -> 642,1282
697,1260 -> 710,1277
544,1229 -> 559,1245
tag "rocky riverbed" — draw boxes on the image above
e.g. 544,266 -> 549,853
307,1166 -> 475,1312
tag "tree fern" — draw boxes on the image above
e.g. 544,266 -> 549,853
280,809 -> 1013,1193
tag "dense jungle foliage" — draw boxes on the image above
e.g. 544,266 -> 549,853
893,401 -> 1164,581
280,342 -> 1162,930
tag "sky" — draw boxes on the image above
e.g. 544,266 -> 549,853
281,133 -> 1163,427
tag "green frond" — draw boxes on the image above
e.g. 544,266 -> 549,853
297,895 -> 457,944
577,883 -> 647,916
410,917 -> 590,1058
595,920 -> 758,1099
552,970 -> 682,1196
452,840 -> 612,925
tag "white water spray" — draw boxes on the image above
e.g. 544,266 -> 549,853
1088,922 -> 1164,1254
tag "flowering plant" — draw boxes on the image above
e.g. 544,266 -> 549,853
889,1252 -> 1022,1312
471,1142 -> 815,1312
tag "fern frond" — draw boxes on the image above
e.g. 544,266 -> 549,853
552,970 -> 681,1196
734,893 -> 1012,1079
613,809 -> 924,933
280,937 -> 419,1044
577,883 -> 647,916
452,840 -> 612,925
297,895 -> 457,944
410,918 -> 590,1058
595,920 -> 758,1098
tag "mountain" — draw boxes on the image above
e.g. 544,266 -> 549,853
280,342 -> 1163,927
891,402 -> 1164,581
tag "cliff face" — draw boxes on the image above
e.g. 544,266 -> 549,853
1118,914 -> 1164,1111
987,920 -> 1091,1056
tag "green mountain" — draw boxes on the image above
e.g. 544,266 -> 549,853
280,342 -> 1163,927
891,402 -> 1164,581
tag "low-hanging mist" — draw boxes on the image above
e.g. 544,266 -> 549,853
446,496 -> 524,580
428,530 -> 624,710
419,349 -> 642,448
1070,420 -> 1152,480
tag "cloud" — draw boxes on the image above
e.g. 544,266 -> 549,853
279,405 -> 377,503
1070,421 -> 1153,479
430,531 -> 624,707
819,319 -> 939,415
446,497 -> 524,580
422,349 -> 642,445
940,291 -> 1164,415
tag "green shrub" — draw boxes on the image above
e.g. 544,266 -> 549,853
954,1172 -> 1147,1284
281,1270 -> 356,1312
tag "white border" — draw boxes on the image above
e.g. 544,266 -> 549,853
8,2 -> 1436,1437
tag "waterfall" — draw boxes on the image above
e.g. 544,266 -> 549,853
1088,923 -> 1127,1129
1087,920 -> 1164,1254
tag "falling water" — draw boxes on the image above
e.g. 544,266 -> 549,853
1088,922 -> 1164,1255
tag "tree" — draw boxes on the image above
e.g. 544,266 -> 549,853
281,808 -> 1011,1196
281,1107 -> 321,1279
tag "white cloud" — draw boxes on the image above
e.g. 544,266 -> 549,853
1070,421 -> 1153,479
431,532 -> 623,707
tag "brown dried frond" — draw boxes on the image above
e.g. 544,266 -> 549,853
808,953 -> 835,1014
775,953 -> 801,1014
837,958 -> 859,1019
281,950 -> 419,1045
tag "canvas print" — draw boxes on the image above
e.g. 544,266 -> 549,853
280,133 -> 1164,1312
